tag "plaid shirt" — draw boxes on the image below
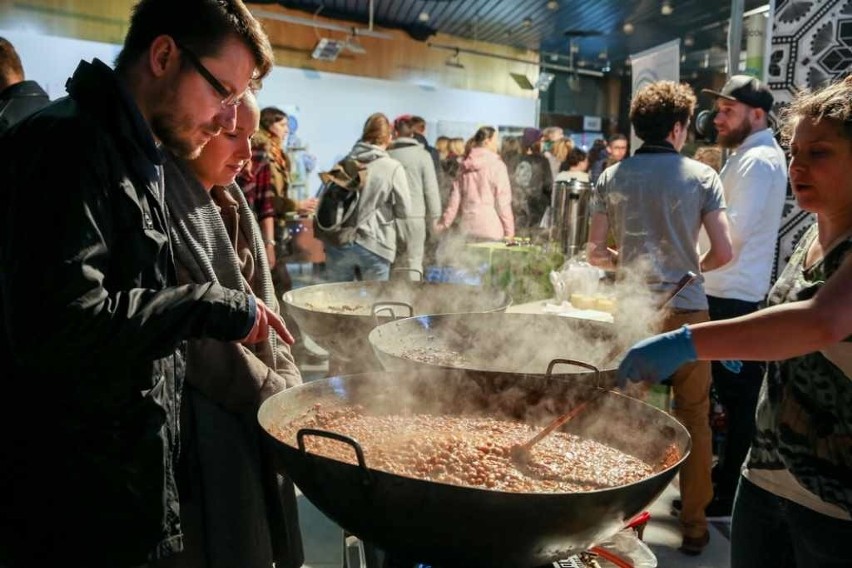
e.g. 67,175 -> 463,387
237,146 -> 277,221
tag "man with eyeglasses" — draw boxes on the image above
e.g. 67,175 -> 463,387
0,1 -> 286,566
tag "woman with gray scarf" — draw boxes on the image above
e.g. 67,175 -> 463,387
162,92 -> 303,568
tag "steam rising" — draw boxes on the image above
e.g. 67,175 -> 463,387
284,233 -> 679,455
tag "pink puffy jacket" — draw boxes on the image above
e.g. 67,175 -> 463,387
438,147 -> 514,240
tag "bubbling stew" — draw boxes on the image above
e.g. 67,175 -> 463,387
270,403 -> 678,493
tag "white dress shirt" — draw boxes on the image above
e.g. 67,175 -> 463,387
703,128 -> 788,302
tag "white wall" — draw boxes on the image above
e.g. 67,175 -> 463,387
2,29 -> 537,194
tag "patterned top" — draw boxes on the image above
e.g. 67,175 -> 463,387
236,130 -> 295,223
746,224 -> 852,516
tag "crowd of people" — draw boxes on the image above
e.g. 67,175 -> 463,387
1,1 -> 849,566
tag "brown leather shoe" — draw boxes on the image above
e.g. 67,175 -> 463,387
679,530 -> 710,556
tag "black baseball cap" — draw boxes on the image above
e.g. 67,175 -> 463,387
702,75 -> 773,112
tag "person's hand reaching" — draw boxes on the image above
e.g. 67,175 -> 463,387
298,197 -> 318,214
241,297 -> 295,345
617,326 -> 697,388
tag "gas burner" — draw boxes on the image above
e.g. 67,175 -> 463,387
345,539 -> 639,568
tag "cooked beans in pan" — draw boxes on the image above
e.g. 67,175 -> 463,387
270,404 -> 676,493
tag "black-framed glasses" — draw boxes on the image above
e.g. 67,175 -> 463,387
176,42 -> 242,108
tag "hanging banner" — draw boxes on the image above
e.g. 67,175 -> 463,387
768,0 -> 850,279
629,39 -> 680,155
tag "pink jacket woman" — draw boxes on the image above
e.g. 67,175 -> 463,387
437,126 -> 514,240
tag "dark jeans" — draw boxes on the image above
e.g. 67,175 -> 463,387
708,295 -> 764,501
324,243 -> 390,282
731,476 -> 852,567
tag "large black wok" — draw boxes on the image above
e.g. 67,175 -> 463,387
369,312 -> 625,386
258,369 -> 690,567
282,280 -> 512,371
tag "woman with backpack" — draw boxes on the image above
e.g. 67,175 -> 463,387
322,112 -> 412,282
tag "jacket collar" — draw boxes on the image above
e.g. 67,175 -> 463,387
0,80 -> 49,101
65,59 -> 162,168
389,136 -> 421,150
634,140 -> 678,155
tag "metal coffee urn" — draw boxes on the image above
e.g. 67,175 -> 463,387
551,177 -> 592,258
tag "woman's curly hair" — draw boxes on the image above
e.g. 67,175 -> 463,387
629,81 -> 696,143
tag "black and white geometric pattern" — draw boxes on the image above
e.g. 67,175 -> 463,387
769,0 -> 852,279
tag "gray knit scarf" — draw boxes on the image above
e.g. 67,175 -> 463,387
163,155 -> 280,354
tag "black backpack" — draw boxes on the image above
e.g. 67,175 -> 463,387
313,158 -> 368,246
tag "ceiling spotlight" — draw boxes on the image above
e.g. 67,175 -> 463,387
661,1 -> 673,16
598,49 -> 608,60
546,0 -> 559,9
684,33 -> 695,47
522,17 -> 533,28
418,11 -> 430,22
623,22 -> 635,34
535,71 -> 556,91
311,38 -> 346,61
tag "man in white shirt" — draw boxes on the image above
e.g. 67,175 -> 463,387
701,75 -> 788,517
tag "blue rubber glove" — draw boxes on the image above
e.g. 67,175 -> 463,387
721,360 -> 743,373
617,326 -> 698,388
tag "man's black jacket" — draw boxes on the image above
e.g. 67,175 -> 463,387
0,60 -> 255,567
0,79 -> 50,135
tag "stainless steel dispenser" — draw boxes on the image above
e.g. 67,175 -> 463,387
551,178 -> 592,258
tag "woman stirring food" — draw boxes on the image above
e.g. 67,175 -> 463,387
618,76 -> 852,567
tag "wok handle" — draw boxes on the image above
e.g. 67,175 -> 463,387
296,428 -> 373,485
545,358 -> 602,388
371,301 -> 414,325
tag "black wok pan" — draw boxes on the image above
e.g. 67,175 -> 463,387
369,312 -> 623,386
258,369 -> 690,567
282,280 -> 511,371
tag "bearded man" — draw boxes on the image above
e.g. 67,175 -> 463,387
0,1 -> 290,566
700,75 -> 788,517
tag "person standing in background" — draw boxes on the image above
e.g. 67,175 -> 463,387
511,127 -> 552,232
237,106 -> 320,364
0,1 -> 285,565
698,75 -> 788,517
436,126 -> 514,242
0,37 -> 50,134
587,138 -> 609,184
323,113 -> 412,282
587,80 -> 733,556
238,106 -> 317,292
163,91 -> 303,568
606,133 -> 629,165
389,115 -> 441,278
410,114 -> 441,174
542,125 -> 567,181
555,147 -> 590,184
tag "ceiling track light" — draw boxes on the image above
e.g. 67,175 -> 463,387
546,0 -> 559,10
661,1 -> 673,16
623,21 -> 635,34
428,42 -> 604,77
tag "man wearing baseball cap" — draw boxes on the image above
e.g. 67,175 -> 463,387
700,74 -> 788,518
